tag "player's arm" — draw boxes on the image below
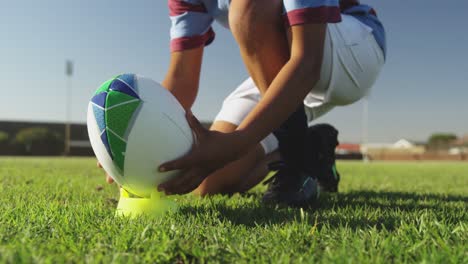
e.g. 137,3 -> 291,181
236,23 -> 326,148
157,24 -> 327,195
164,0 -> 214,109
158,1 -> 333,195
162,47 -> 204,110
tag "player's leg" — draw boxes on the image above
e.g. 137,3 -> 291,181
314,14 -> 385,107
300,15 -> 385,192
229,0 -> 318,207
229,0 -> 289,95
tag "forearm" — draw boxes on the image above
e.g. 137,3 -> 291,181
162,73 -> 198,110
237,57 -> 320,149
162,47 -> 204,110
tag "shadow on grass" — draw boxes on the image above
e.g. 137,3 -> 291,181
320,190 -> 468,210
178,191 -> 468,230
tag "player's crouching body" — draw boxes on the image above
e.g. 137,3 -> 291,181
195,1 -> 386,196
101,0 -> 386,205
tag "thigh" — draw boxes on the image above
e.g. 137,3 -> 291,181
229,0 -> 288,95
324,15 -> 385,105
214,78 -> 261,126
214,78 -> 279,155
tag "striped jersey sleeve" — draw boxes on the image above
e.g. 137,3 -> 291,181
283,0 -> 342,26
168,0 -> 215,52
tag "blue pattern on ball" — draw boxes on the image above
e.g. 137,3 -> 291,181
100,129 -> 113,159
109,78 -> 139,99
92,105 -> 106,133
118,74 -> 138,94
91,92 -> 107,108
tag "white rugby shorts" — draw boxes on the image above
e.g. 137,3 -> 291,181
214,15 -> 385,155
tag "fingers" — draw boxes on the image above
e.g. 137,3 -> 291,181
180,170 -> 206,194
106,175 -> 114,184
175,170 -> 203,194
158,168 -> 205,195
159,150 -> 197,172
158,171 -> 188,194
159,111 -> 211,173
98,161 -> 114,184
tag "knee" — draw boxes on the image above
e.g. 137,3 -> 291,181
229,0 -> 283,55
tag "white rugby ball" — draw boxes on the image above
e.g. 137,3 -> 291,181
87,74 -> 193,197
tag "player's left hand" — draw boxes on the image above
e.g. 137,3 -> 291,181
158,111 -> 248,195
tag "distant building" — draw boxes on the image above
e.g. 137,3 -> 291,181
448,135 -> 468,156
453,134 -> 468,147
363,139 -> 426,160
336,143 -> 363,160
448,147 -> 467,155
336,143 -> 361,155
392,139 -> 415,149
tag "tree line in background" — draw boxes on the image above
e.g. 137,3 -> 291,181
0,127 -> 64,155
427,133 -> 465,150
0,127 -> 466,156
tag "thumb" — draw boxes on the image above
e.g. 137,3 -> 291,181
159,150 -> 196,172
186,111 -> 208,141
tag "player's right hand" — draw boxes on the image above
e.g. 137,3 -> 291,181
97,161 -> 115,184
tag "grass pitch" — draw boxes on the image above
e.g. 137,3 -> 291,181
0,158 -> 467,263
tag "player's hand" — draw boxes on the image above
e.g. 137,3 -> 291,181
97,161 -> 115,184
157,111 -> 248,195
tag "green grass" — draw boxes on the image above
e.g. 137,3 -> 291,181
0,158 -> 467,263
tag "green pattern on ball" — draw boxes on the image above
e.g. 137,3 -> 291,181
106,100 -> 140,138
107,130 -> 127,172
106,90 -> 138,108
95,79 -> 113,95
105,90 -> 141,172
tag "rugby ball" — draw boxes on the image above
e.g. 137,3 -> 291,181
87,74 -> 193,197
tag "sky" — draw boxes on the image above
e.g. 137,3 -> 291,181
1,0 -> 467,143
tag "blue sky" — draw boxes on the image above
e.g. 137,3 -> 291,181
1,0 -> 467,142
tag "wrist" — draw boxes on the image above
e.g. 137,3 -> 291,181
232,127 -> 257,152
